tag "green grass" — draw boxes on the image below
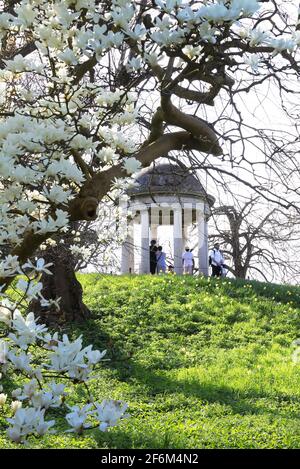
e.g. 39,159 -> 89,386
1,274 -> 300,448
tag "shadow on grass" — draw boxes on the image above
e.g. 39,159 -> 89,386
122,361 -> 300,420
91,358 -> 300,449
64,318 -> 135,377
66,313 -> 300,421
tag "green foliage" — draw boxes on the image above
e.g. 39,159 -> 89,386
2,274 -> 300,448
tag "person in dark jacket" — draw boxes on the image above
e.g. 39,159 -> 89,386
149,239 -> 157,275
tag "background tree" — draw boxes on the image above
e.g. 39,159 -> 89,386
209,196 -> 300,282
0,0 -> 299,322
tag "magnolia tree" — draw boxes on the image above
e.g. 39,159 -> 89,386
0,0 -> 300,443
30,197 -> 126,323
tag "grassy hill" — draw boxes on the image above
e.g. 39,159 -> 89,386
2,274 -> 300,448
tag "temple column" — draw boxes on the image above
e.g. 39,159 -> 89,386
173,206 -> 183,274
198,204 -> 208,276
150,206 -> 159,241
121,221 -> 134,274
140,208 -> 150,273
183,204 -> 193,250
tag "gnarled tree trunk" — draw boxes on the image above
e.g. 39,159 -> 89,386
30,245 -> 91,326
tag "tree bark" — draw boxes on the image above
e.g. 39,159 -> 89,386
234,264 -> 247,279
30,245 -> 91,326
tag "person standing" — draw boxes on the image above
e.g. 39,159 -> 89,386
156,246 -> 167,273
182,247 -> 194,275
149,239 -> 158,275
209,243 -> 224,277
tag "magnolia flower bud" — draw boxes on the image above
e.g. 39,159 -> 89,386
11,400 -> 22,415
0,393 -> 7,406
0,306 -> 12,326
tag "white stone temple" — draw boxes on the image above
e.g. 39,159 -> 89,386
120,163 -> 215,275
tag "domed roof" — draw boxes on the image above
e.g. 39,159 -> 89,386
128,163 -> 214,205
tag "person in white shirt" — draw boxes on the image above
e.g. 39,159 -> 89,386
209,243 -> 225,277
182,247 -> 194,275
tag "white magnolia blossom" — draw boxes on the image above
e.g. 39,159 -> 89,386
9,308 -> 47,348
126,57 -> 142,72
124,24 -> 147,41
182,45 -> 203,59
57,48 -> 79,65
292,31 -> 300,46
30,391 -> 62,410
43,186 -> 72,205
155,0 -> 183,14
197,0 -> 260,24
15,3 -> 37,28
95,399 -> 129,432
17,380 -> 39,401
198,22 -> 217,43
65,404 -> 94,433
97,147 -> 117,163
22,259 -> 53,276
65,397 -> 128,434
0,393 -> 7,406
231,0 -> 260,16
0,304 -> 12,327
69,244 -> 92,260
47,334 -> 106,380
45,158 -> 84,184
6,351 -> 33,373
32,209 -> 70,235
11,401 -> 22,415
9,382 -> 29,398
48,382 -> 67,398
123,157 -> 142,175
86,349 -> 107,364
244,53 -> 261,72
0,340 -> 9,364
0,256 -> 21,278
42,331 -> 60,350
11,388 -> 22,399
39,296 -> 61,310
4,55 -> 30,73
248,28 -> 270,46
268,37 -> 296,54
15,280 -> 43,301
7,407 -> 55,443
